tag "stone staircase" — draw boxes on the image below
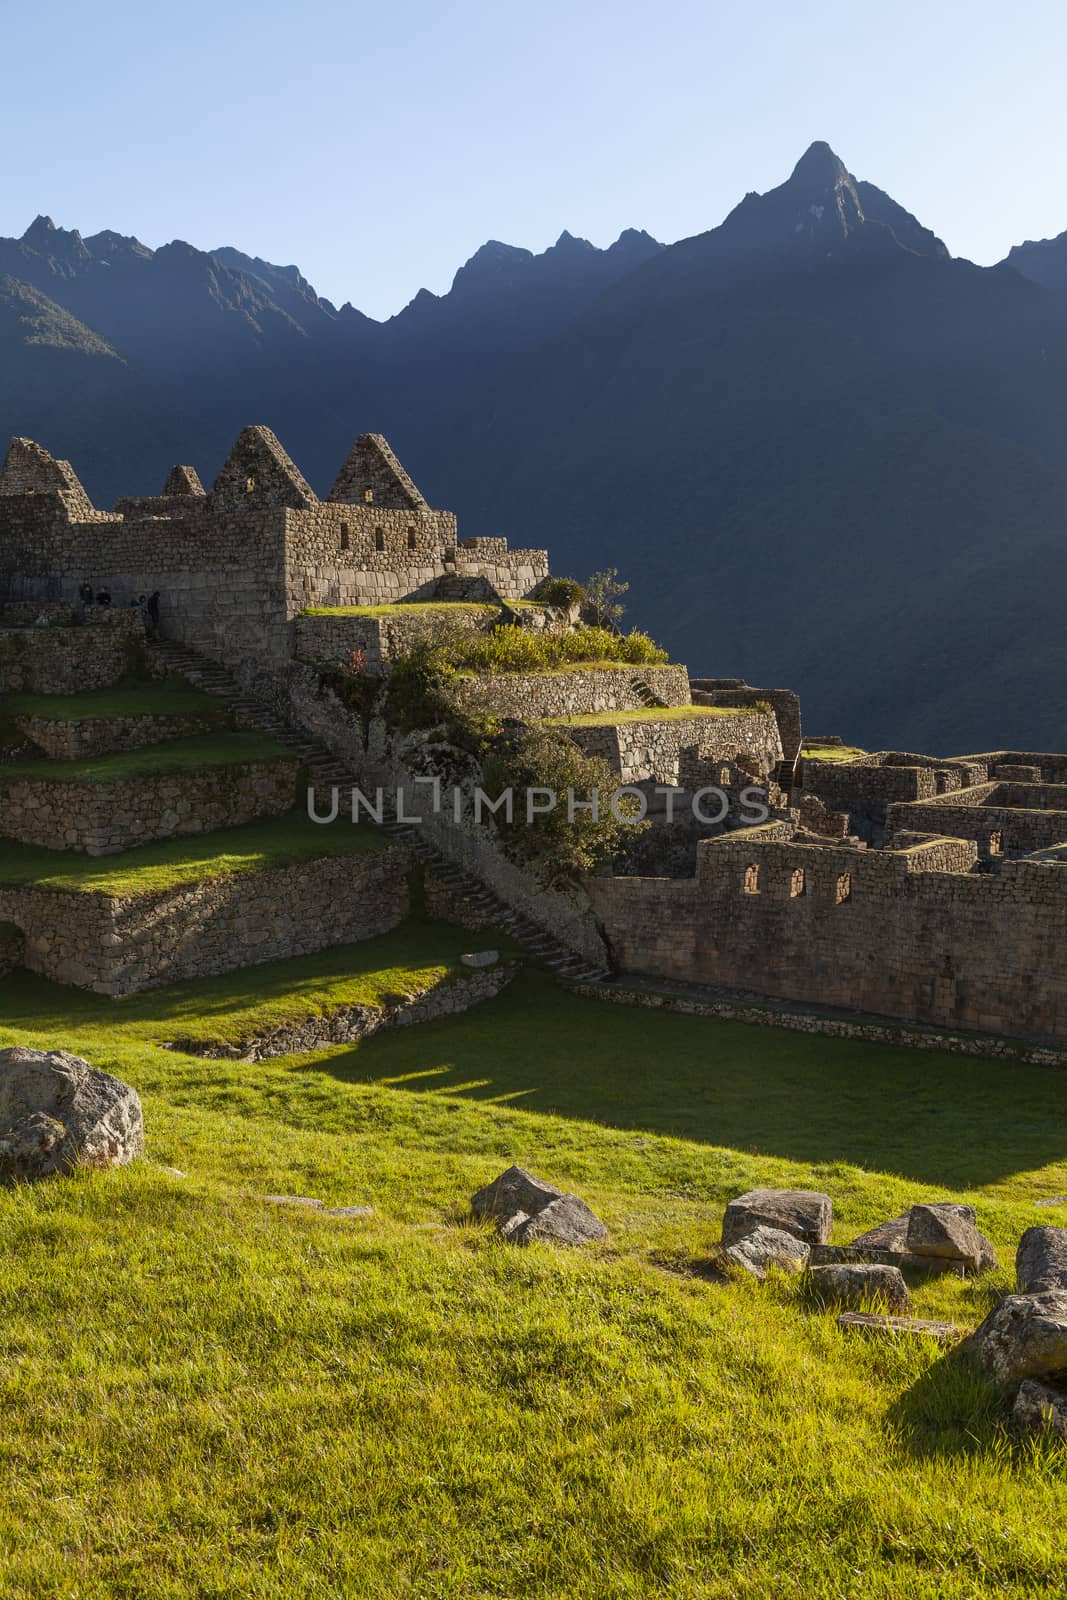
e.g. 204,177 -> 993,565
148,638 -> 612,983
630,676 -> 668,709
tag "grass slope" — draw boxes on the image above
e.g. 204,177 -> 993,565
0,731 -> 291,783
4,679 -> 227,722
544,705 -> 753,727
0,811 -> 385,896
1,960 -> 1066,1597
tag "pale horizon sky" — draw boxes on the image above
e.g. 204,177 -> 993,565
3,0 -> 1065,320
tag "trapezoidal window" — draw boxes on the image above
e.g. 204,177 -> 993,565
790,867 -> 806,898
374,527 -> 385,552
720,767 -> 731,786
363,486 -> 374,503
339,522 -> 350,552
407,527 -> 417,552
743,863 -> 760,895
244,475 -> 256,493
836,871 -> 851,904
990,830 -> 1004,856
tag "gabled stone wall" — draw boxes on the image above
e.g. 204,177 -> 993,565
557,709 -> 781,785
449,663 -> 692,720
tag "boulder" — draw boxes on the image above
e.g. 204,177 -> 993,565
721,1188 -> 833,1247
461,950 -> 500,968
0,1047 -> 143,1179
837,1312 -> 958,1345
510,1193 -> 608,1247
849,1214 -> 909,1252
966,1291 -> 1067,1385
721,1224 -> 810,1280
471,1164 -> 563,1221
905,1202 -> 995,1272
1013,1378 -> 1067,1439
807,1263 -> 910,1313
1016,1227 -> 1067,1294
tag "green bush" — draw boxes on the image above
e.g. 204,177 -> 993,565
533,576 -> 586,609
480,725 -> 645,883
445,623 -> 669,675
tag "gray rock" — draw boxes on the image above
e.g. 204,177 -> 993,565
808,1263 -> 911,1313
510,1193 -> 608,1247
1013,1378 -> 1067,1438
837,1311 -> 959,1344
498,1210 -> 530,1240
1035,1196 -> 1067,1208
966,1291 -> 1067,1385
810,1243 -> 964,1276
264,1194 -> 324,1208
323,1205 -> 374,1218
471,1164 -> 563,1221
1016,1227 -> 1067,1294
0,1046 -> 143,1179
721,1188 -> 833,1247
849,1214 -> 910,1251
721,1224 -> 810,1280
461,950 -> 499,968
905,1203 -> 991,1271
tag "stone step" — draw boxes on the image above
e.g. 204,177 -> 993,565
836,1312 -> 961,1345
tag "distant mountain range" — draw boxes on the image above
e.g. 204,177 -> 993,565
3,140 -> 1067,753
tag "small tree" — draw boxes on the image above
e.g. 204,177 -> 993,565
584,568 -> 629,630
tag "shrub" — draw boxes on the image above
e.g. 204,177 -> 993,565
480,725 -> 645,883
583,568 -> 629,628
443,623 -> 669,675
533,576 -> 586,609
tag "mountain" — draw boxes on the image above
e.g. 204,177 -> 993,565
2,142 -> 1067,753
1003,229 -> 1067,290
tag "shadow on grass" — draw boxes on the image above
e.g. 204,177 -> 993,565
884,1348 -> 1015,1460
308,969 -> 1067,1189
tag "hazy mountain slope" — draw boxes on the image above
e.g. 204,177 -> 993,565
1,144 -> 1067,750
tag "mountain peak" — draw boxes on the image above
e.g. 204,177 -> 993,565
22,214 -> 58,244
789,141 -> 851,189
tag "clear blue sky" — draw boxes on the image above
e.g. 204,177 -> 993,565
3,0 -> 1064,319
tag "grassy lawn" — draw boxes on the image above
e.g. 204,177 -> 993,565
1,959 -> 1066,1597
803,742 -> 869,762
0,731 -> 293,783
300,602 -> 500,618
4,678 -> 227,722
0,811 -> 386,896
544,706 -> 755,727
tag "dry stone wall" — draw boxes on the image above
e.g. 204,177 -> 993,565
15,711 -> 220,761
0,756 -> 298,854
449,664 -> 691,720
294,605 -> 497,672
0,611 -> 144,694
586,825 -> 1067,1043
560,710 -> 782,785
0,846 -> 411,994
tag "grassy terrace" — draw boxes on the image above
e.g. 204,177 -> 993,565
804,741 -> 868,762
1,961 -> 1067,1596
0,731 -> 292,783
544,705 -> 754,727
0,811 -> 385,896
299,602 -> 501,618
3,679 -> 227,722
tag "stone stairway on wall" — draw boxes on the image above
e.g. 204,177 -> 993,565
147,639 -> 611,983
630,676 -> 669,709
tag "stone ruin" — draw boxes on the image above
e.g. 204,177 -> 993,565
2,425 -> 1067,1046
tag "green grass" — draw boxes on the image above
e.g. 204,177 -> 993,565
4,679 -> 227,722
0,731 -> 293,784
804,742 -> 869,762
0,811 -> 385,896
299,602 -> 500,618
544,705 -> 754,727
2,955 -> 1067,1597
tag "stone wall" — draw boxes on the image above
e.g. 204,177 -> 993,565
0,755 -> 298,854
15,710 -> 221,761
559,709 -> 782,785
0,921 -> 23,979
888,787 -> 1067,859
294,605 -> 497,672
586,824 -> 1067,1043
0,845 -> 411,994
449,664 -> 692,720
690,682 -> 802,773
0,610 -> 145,694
